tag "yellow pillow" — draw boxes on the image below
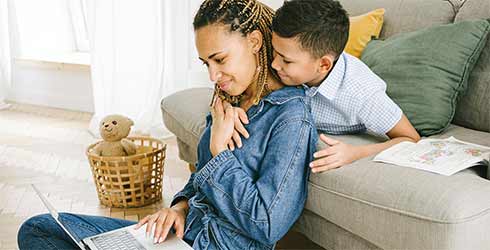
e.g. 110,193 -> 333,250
345,8 -> 385,58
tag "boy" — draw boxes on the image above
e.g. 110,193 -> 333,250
269,0 -> 420,173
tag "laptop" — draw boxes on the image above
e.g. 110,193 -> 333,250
31,184 -> 193,250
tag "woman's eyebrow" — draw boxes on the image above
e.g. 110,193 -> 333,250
199,51 -> 224,61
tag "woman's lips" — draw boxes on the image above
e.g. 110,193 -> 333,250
218,81 -> 231,91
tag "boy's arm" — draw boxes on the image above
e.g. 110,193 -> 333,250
310,114 -> 420,173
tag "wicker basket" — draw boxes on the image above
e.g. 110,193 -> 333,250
86,137 -> 166,208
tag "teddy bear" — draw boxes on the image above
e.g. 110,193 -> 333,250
90,114 -> 137,157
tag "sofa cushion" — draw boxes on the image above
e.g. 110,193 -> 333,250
294,209 -> 381,250
345,8 -> 385,58
361,19 -> 490,136
160,87 -> 213,163
306,125 -> 490,249
452,1 -> 490,133
339,0 -> 459,39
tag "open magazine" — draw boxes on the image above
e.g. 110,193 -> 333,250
373,137 -> 490,176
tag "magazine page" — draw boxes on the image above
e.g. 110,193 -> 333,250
373,137 -> 490,176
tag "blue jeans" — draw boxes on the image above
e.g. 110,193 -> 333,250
18,213 -> 135,250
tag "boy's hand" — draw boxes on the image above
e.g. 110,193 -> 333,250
226,107 -> 249,150
309,134 -> 360,173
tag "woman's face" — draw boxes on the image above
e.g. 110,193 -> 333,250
195,24 -> 258,96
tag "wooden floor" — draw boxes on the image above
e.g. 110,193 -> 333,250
0,103 -> 323,250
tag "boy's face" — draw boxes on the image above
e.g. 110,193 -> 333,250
271,32 -> 332,86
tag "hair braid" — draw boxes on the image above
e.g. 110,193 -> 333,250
194,0 -> 276,106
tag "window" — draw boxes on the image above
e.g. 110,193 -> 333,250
68,0 -> 89,52
13,0 -> 89,64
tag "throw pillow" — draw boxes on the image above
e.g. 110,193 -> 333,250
345,8 -> 385,58
361,19 -> 490,136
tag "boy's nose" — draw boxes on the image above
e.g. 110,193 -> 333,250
271,57 -> 281,71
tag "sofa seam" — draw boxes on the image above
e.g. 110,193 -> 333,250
446,0 -> 461,22
308,181 -> 490,224
456,0 -> 468,11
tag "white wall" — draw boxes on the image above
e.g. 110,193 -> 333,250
6,0 -> 92,112
10,61 -> 94,112
14,0 -> 75,57
7,0 -> 284,113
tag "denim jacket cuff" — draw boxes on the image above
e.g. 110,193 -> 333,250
193,150 -> 233,189
171,191 -> 192,207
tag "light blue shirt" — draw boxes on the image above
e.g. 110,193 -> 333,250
305,52 -> 402,136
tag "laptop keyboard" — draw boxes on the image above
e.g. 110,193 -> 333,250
91,230 -> 146,250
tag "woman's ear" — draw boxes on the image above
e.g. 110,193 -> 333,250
248,30 -> 263,53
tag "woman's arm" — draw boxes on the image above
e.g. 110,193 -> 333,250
194,117 -> 317,245
170,171 -> 197,207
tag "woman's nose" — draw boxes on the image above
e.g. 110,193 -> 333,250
208,66 -> 222,82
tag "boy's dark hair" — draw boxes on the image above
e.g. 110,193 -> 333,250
272,0 -> 349,59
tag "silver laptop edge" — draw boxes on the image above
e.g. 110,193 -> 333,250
31,184 -> 192,250
31,184 -> 86,250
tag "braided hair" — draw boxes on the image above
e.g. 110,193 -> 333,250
194,0 -> 276,105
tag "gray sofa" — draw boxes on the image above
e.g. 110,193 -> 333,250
160,0 -> 490,249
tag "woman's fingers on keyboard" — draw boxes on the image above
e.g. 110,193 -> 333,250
153,213 -> 169,243
140,208 -> 186,244
146,215 -> 156,238
134,215 -> 150,230
174,217 -> 185,239
158,216 -> 175,243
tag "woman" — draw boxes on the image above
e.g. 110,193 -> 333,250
17,0 -> 317,249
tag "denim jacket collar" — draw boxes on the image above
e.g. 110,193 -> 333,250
248,86 -> 305,121
206,86 -> 306,124
261,86 -> 305,104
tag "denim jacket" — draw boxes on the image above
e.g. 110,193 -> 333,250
171,86 -> 318,250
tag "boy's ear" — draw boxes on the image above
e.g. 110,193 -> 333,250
318,54 -> 335,74
248,30 -> 263,53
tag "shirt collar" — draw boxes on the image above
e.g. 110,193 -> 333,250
316,52 -> 346,100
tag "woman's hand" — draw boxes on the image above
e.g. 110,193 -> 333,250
210,97 -> 235,156
134,202 -> 188,244
227,107 -> 249,150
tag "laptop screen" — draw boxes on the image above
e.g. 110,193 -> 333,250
31,184 -> 86,250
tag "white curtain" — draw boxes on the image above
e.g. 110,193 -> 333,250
0,0 -> 12,110
86,0 -> 183,138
